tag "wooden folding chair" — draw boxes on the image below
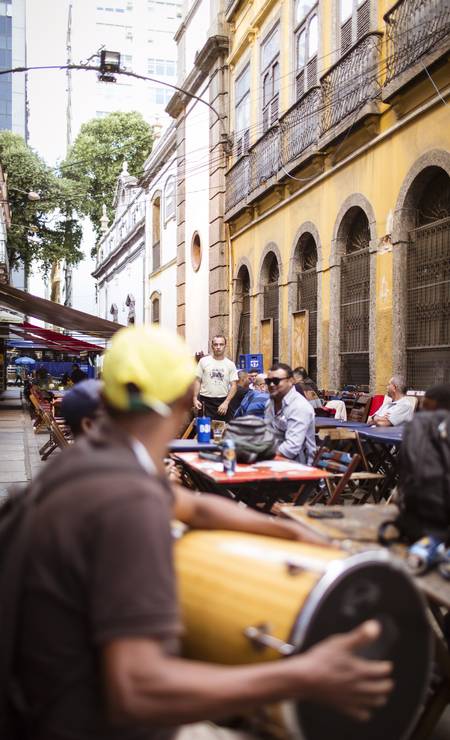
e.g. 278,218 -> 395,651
348,393 -> 372,422
29,392 -> 51,434
39,411 -> 72,461
317,427 -> 385,503
301,448 -> 362,506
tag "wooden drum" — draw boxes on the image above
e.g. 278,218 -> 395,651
175,530 -> 432,740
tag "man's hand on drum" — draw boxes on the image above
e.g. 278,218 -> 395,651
297,620 -> 394,721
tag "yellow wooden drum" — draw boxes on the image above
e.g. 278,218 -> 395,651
175,530 -> 431,740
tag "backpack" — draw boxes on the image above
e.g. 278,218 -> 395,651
0,457 -> 152,739
224,415 -> 277,464
393,410 -> 450,543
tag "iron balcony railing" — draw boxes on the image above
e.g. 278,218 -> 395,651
320,32 -> 382,137
249,126 -> 280,193
225,155 -> 250,212
280,87 -> 321,167
384,0 -> 450,85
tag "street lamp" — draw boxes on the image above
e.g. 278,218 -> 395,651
9,186 -> 40,201
98,50 -> 121,82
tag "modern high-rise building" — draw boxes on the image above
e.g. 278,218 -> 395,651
26,0 -> 182,315
0,0 -> 27,290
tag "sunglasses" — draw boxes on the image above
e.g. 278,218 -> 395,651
265,376 -> 291,386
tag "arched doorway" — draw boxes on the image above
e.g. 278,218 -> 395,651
234,265 -> 251,360
294,232 -> 318,380
262,252 -> 280,365
340,207 -> 370,387
407,168 -> 450,387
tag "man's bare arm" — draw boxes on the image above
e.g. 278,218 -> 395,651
102,623 -> 393,727
217,380 -> 237,416
192,378 -> 202,411
172,486 -> 326,545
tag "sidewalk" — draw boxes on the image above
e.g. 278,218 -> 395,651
0,387 -> 48,501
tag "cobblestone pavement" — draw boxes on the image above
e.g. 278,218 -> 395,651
0,387 -> 49,501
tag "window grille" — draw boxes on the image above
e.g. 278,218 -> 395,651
407,172 -> 450,388
296,234 -> 318,367
236,272 -> 251,359
263,256 -> 280,364
151,296 -> 160,324
340,210 -> 370,386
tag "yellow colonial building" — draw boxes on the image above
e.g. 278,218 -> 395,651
224,0 -> 450,392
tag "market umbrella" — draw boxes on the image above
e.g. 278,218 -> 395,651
14,356 -> 36,365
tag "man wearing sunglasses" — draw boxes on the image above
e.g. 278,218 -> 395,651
265,363 -> 316,465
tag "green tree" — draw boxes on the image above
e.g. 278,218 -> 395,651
0,131 -> 83,273
62,111 -> 153,239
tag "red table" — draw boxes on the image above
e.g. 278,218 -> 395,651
173,453 -> 330,510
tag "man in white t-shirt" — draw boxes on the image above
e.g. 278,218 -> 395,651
368,376 -> 414,427
193,335 -> 238,421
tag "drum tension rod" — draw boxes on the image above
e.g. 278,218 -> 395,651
243,624 -> 296,656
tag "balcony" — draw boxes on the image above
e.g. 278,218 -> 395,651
249,126 -> 280,195
280,87 -> 321,169
0,239 -> 9,284
225,155 -> 249,213
384,0 -> 450,98
320,32 -> 382,141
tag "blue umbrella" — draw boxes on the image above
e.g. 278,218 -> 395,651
14,356 -> 36,366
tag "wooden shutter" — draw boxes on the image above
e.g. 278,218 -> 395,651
296,69 -> 305,100
340,17 -> 352,55
307,56 -> 317,88
357,0 -> 370,39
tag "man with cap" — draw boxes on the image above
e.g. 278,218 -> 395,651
18,326 -> 393,740
59,378 -> 317,535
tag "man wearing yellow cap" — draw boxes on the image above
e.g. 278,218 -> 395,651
18,325 -> 393,740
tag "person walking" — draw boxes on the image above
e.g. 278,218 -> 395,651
193,335 -> 238,421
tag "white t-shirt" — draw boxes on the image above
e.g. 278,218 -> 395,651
196,356 -> 239,398
373,396 -> 414,426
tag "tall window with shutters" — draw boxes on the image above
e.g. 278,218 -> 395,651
295,1 -> 319,100
261,25 -> 280,133
235,65 -> 250,157
339,0 -> 370,56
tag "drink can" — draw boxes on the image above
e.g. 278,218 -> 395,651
222,438 -> 236,476
197,416 -> 211,444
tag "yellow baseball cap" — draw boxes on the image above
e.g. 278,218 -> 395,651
102,325 -> 196,414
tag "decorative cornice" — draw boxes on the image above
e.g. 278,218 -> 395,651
166,35 -> 230,119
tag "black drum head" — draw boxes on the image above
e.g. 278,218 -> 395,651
289,552 -> 432,740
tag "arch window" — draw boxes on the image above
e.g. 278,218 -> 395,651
152,192 -> 161,271
262,252 -> 280,365
295,3 -> 319,100
339,208 -> 370,387
151,294 -> 160,324
406,169 -> 450,388
164,176 -> 176,222
235,266 -> 251,359
295,233 -> 318,380
110,303 -> 119,322
339,0 -> 370,56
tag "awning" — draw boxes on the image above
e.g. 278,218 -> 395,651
0,282 -> 121,338
8,323 -> 104,352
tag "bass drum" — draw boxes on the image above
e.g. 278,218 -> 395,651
175,530 -> 432,740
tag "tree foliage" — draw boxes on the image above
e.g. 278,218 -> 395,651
0,131 -> 83,273
62,111 -> 154,239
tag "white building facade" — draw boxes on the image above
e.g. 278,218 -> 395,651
167,0 -> 229,356
142,124 -> 178,332
94,126 -> 179,333
93,164 -> 146,327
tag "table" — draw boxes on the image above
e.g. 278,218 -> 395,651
315,418 -> 369,430
173,453 -> 330,511
278,503 -> 450,740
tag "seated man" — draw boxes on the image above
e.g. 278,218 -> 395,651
227,370 -> 251,417
234,373 -> 269,418
293,366 -> 319,394
368,376 -> 414,427
265,362 -> 316,464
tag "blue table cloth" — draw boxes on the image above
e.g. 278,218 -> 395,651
359,426 -> 404,446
